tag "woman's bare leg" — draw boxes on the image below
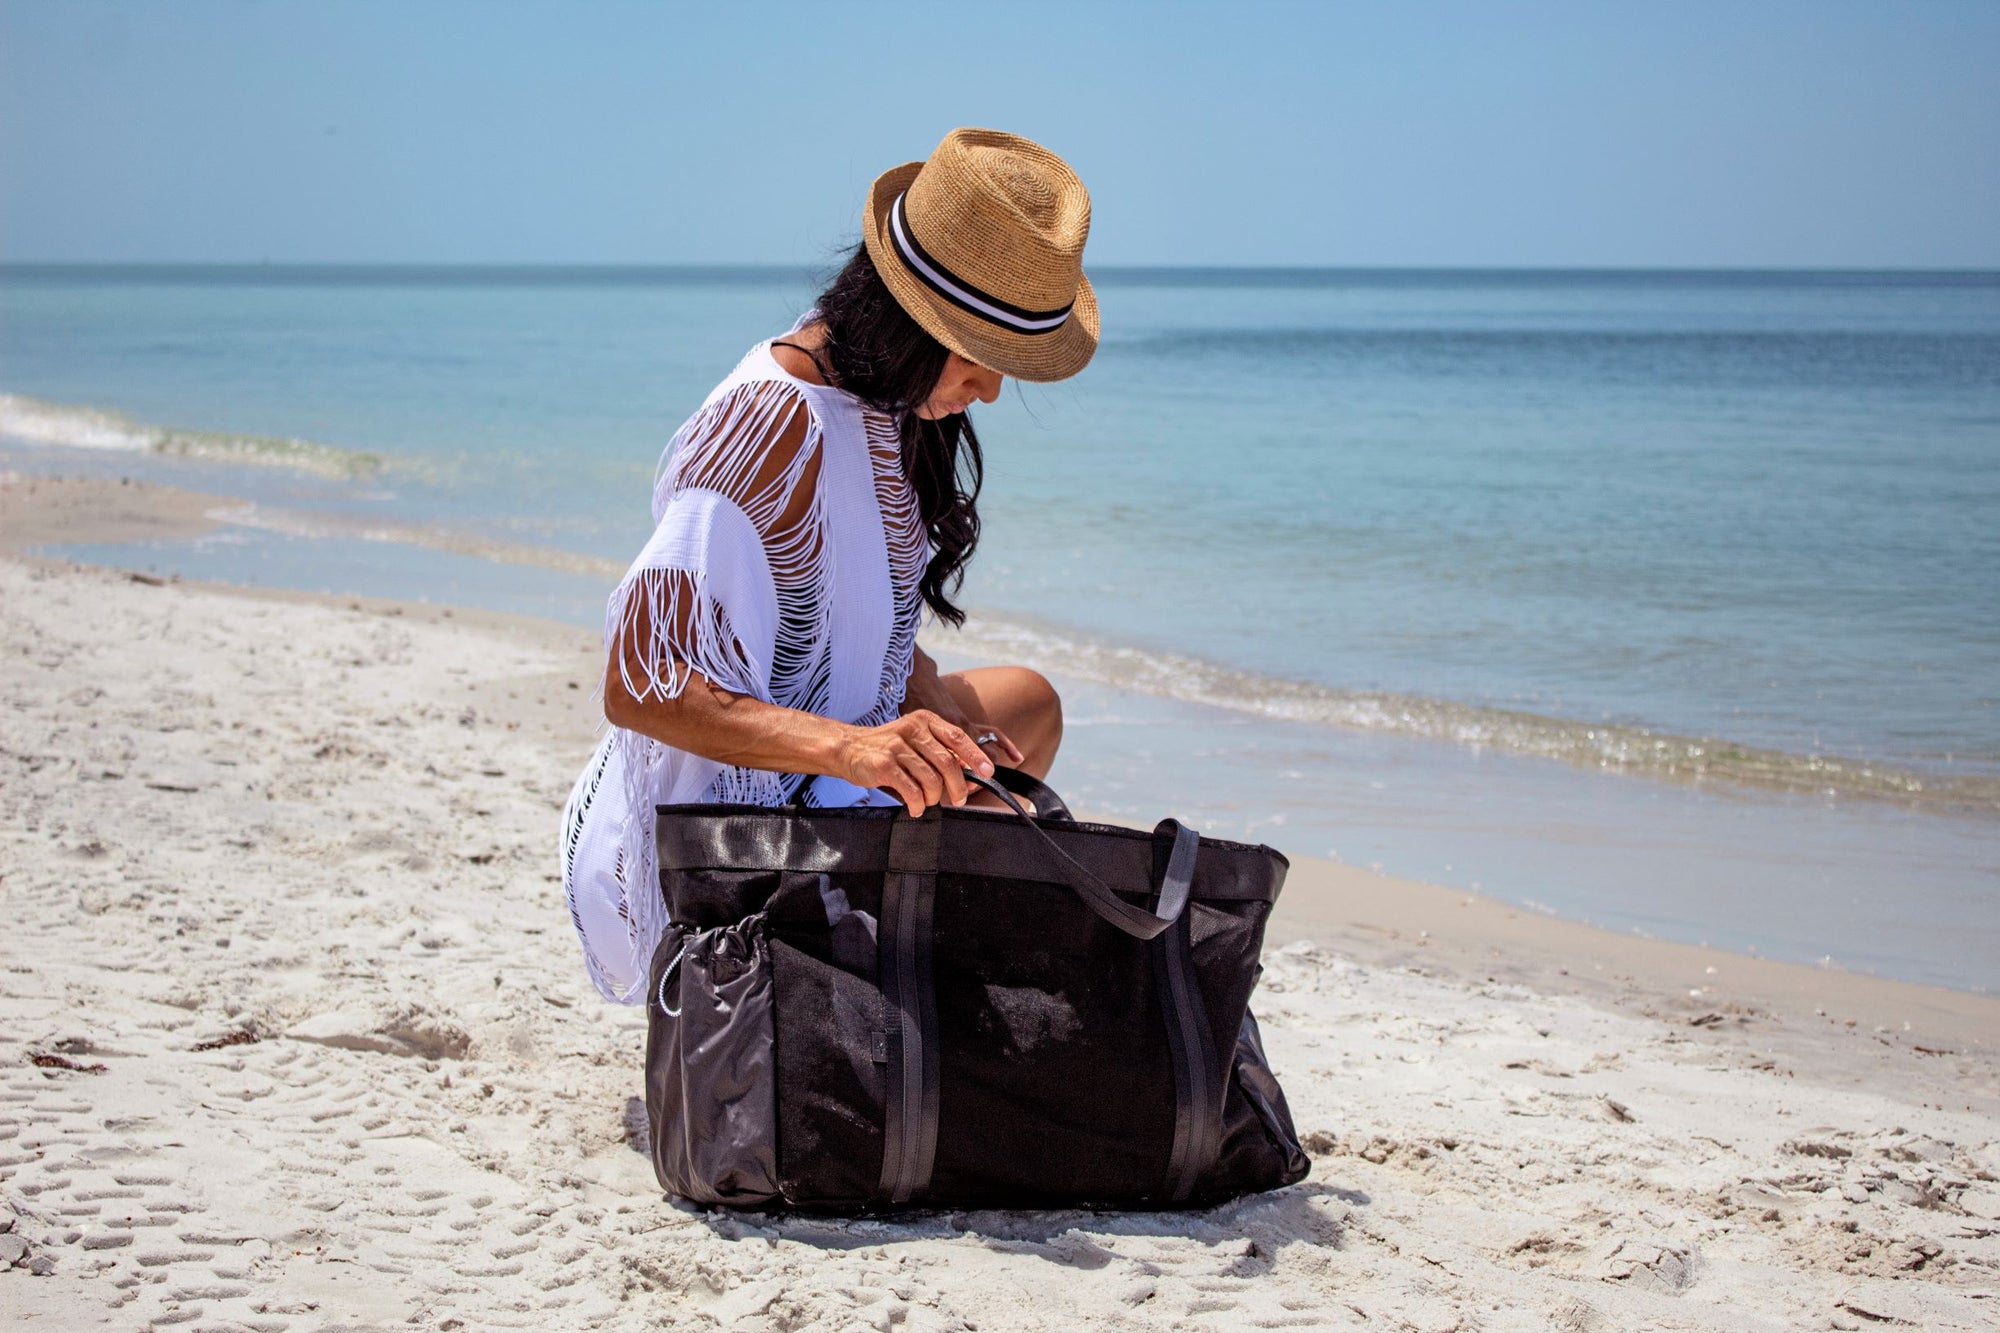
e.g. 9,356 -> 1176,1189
936,666 -> 1062,809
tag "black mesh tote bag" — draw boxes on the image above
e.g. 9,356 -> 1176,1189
643,766 -> 1309,1212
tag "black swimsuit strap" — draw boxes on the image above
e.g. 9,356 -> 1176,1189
770,339 -> 836,388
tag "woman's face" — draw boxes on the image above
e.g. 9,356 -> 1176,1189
914,351 -> 1004,420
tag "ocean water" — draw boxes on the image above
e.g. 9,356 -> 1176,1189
5,265 -> 1997,989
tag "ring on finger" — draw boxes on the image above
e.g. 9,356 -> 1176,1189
974,731 -> 999,746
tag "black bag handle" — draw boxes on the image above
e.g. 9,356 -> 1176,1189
983,764 -> 1075,822
961,769 -> 1200,941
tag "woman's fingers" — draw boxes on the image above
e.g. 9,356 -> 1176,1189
923,713 -> 993,782
882,769 -> 922,818
893,711 -> 982,810
910,729 -> 972,806
868,750 -> 923,817
847,711 -> 1017,816
978,726 -> 1025,766
893,749 -> 941,816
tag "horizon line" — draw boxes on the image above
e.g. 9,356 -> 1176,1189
4,260 -> 1998,279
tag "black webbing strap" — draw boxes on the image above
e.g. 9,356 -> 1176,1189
876,810 -> 942,1205
1152,821 -> 1217,1202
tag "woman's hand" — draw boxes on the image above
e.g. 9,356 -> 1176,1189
837,711 -> 996,817
900,648 -> 1026,772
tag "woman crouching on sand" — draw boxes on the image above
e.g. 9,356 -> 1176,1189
559,127 -> 1099,1003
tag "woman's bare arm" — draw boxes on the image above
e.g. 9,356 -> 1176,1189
604,658 -> 845,778
603,628 -> 994,816
608,381 -> 992,814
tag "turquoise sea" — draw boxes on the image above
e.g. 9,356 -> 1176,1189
3,265 -> 1996,990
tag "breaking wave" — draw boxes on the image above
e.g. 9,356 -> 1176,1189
946,610 -> 2000,818
0,392 -> 383,479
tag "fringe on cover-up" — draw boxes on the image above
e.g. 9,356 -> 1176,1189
561,354 -> 928,1004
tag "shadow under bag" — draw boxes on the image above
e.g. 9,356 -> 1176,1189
644,767 -> 1310,1212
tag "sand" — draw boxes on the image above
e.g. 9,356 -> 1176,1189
2,474 -> 1997,1331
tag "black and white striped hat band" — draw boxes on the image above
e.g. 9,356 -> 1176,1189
888,191 -> 1074,336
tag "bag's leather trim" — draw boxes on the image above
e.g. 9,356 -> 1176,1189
1150,823 -> 1220,1202
657,806 -> 1286,905
876,811 -> 942,1204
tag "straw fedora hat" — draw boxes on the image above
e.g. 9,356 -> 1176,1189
863,127 -> 1098,384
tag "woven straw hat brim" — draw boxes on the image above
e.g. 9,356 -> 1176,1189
863,161 -> 1099,385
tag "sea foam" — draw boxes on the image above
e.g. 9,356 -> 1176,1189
946,610 -> 2000,818
0,393 -> 382,479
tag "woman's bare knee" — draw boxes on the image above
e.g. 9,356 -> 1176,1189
991,666 -> 1061,776
1019,667 -> 1062,750
942,664 -> 1063,778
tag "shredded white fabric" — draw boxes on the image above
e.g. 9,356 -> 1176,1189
560,314 -> 930,1004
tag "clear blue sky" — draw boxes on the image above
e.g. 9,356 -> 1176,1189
3,0 -> 1996,267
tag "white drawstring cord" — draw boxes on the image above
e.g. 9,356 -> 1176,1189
656,945 -> 688,1018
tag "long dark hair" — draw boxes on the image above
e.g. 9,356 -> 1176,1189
812,245 -> 983,630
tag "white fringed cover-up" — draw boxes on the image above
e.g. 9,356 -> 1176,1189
560,317 -> 929,1003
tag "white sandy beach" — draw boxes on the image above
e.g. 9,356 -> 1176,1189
3,474 -> 1998,1331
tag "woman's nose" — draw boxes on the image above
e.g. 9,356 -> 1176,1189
972,366 -> 1003,403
